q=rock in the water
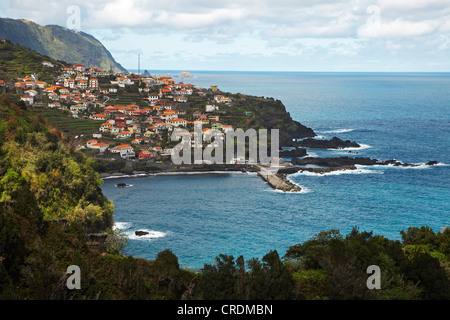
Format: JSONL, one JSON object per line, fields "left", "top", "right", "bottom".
{"left": 291, "top": 156, "right": 378, "bottom": 167}
{"left": 116, "top": 183, "right": 128, "bottom": 187}
{"left": 279, "top": 147, "right": 307, "bottom": 158}
{"left": 135, "top": 230, "right": 149, "bottom": 236}
{"left": 296, "top": 137, "right": 360, "bottom": 149}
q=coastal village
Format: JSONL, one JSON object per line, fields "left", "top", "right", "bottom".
{"left": 8, "top": 60, "right": 426, "bottom": 193}
{"left": 10, "top": 63, "right": 239, "bottom": 163}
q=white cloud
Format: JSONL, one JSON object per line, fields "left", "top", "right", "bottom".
{"left": 378, "top": 0, "right": 450, "bottom": 11}
{"left": 2, "top": 0, "right": 450, "bottom": 71}
{"left": 2, "top": 0, "right": 450, "bottom": 40}
{"left": 357, "top": 3, "right": 450, "bottom": 38}
{"left": 359, "top": 17, "right": 439, "bottom": 38}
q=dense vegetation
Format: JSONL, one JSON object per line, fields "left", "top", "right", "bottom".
{"left": 0, "top": 42, "right": 448, "bottom": 300}
{"left": 0, "top": 99, "right": 447, "bottom": 299}
{"left": 218, "top": 93, "right": 316, "bottom": 146}
{"left": 0, "top": 39, "right": 68, "bottom": 83}
{"left": 0, "top": 18, "right": 127, "bottom": 73}
{"left": 0, "top": 95, "right": 195, "bottom": 299}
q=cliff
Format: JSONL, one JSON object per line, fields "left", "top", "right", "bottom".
{"left": 0, "top": 18, "right": 127, "bottom": 73}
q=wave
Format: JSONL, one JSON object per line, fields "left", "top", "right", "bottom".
{"left": 290, "top": 167, "right": 384, "bottom": 177}
{"left": 358, "top": 162, "right": 448, "bottom": 170}
{"left": 103, "top": 173, "right": 149, "bottom": 180}
{"left": 113, "top": 222, "right": 168, "bottom": 240}
{"left": 305, "top": 151, "right": 319, "bottom": 158}
{"left": 288, "top": 161, "right": 446, "bottom": 177}
{"left": 320, "top": 128, "right": 355, "bottom": 134}
{"left": 267, "top": 187, "right": 311, "bottom": 194}
{"left": 435, "top": 162, "right": 449, "bottom": 166}
{"left": 113, "top": 221, "right": 132, "bottom": 230}
{"left": 329, "top": 143, "right": 372, "bottom": 151}
{"left": 285, "top": 176, "right": 312, "bottom": 193}
{"left": 102, "top": 171, "right": 256, "bottom": 180}
{"left": 126, "top": 229, "right": 168, "bottom": 241}
{"left": 153, "top": 171, "right": 251, "bottom": 176}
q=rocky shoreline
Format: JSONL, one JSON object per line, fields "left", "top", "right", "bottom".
{"left": 98, "top": 163, "right": 257, "bottom": 180}
{"left": 295, "top": 137, "right": 360, "bottom": 149}
{"left": 97, "top": 157, "right": 441, "bottom": 193}
{"left": 290, "top": 156, "right": 439, "bottom": 168}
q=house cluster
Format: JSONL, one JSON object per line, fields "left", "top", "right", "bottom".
{"left": 84, "top": 96, "right": 234, "bottom": 160}
{"left": 14, "top": 64, "right": 122, "bottom": 111}
{"left": 15, "top": 74, "right": 47, "bottom": 106}
{"left": 11, "top": 63, "right": 238, "bottom": 161}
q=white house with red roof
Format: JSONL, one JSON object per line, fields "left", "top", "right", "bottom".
{"left": 89, "top": 78, "right": 99, "bottom": 88}
{"left": 166, "top": 118, "right": 187, "bottom": 127}
{"left": 73, "top": 64, "right": 86, "bottom": 72}
{"left": 174, "top": 96, "right": 188, "bottom": 103}
{"left": 21, "top": 95, "right": 34, "bottom": 105}
{"left": 91, "top": 142, "right": 109, "bottom": 152}
{"left": 77, "top": 80, "right": 88, "bottom": 90}
{"left": 64, "top": 79, "right": 75, "bottom": 89}
{"left": 86, "top": 139, "right": 98, "bottom": 148}
{"left": 117, "top": 131, "right": 132, "bottom": 139}
{"left": 91, "top": 114, "right": 108, "bottom": 121}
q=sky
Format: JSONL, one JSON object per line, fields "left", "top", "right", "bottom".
{"left": 1, "top": 0, "right": 450, "bottom": 72}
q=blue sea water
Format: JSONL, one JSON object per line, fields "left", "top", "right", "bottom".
{"left": 102, "top": 71, "right": 450, "bottom": 269}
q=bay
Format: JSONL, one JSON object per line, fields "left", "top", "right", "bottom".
{"left": 103, "top": 71, "right": 450, "bottom": 269}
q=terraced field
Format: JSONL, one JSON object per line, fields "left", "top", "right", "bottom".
{"left": 0, "top": 39, "right": 66, "bottom": 82}
{"left": 29, "top": 108, "right": 100, "bottom": 136}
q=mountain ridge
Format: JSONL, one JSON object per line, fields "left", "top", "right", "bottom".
{"left": 0, "top": 18, "right": 127, "bottom": 73}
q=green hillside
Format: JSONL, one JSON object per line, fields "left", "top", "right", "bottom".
{"left": 0, "top": 39, "right": 67, "bottom": 82}
{"left": 0, "top": 18, "right": 127, "bottom": 73}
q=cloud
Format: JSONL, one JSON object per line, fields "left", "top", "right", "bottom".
{"left": 2, "top": 0, "right": 450, "bottom": 71}
{"left": 378, "top": 0, "right": 450, "bottom": 12}
{"left": 358, "top": 2, "right": 450, "bottom": 38}
{"left": 2, "top": 0, "right": 450, "bottom": 40}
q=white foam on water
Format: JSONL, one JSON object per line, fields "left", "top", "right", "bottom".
{"left": 286, "top": 176, "right": 312, "bottom": 194}
{"left": 290, "top": 167, "right": 384, "bottom": 177}
{"left": 153, "top": 171, "right": 243, "bottom": 176}
{"left": 264, "top": 185, "right": 311, "bottom": 194}
{"left": 305, "top": 151, "right": 319, "bottom": 158}
{"left": 102, "top": 171, "right": 256, "bottom": 180}
{"left": 113, "top": 221, "right": 132, "bottom": 230}
{"left": 320, "top": 128, "right": 355, "bottom": 134}
{"left": 358, "top": 162, "right": 448, "bottom": 170}
{"left": 331, "top": 143, "right": 372, "bottom": 151}
{"left": 126, "top": 229, "right": 168, "bottom": 241}
{"left": 267, "top": 187, "right": 311, "bottom": 194}
{"left": 435, "top": 162, "right": 449, "bottom": 166}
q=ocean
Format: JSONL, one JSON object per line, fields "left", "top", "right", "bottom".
{"left": 102, "top": 71, "right": 450, "bottom": 269}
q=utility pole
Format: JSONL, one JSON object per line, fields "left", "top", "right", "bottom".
{"left": 138, "top": 54, "right": 141, "bottom": 86}
{"left": 138, "top": 54, "right": 140, "bottom": 75}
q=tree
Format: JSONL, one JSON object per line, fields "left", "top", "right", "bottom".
{"left": 196, "top": 254, "right": 241, "bottom": 300}
{"left": 318, "top": 238, "right": 369, "bottom": 300}
{"left": 245, "top": 250, "right": 294, "bottom": 299}
{"left": 406, "top": 253, "right": 450, "bottom": 300}
{"left": 400, "top": 226, "right": 439, "bottom": 250}
{"left": 284, "top": 229, "right": 343, "bottom": 269}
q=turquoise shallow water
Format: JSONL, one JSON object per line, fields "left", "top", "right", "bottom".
{"left": 102, "top": 72, "right": 450, "bottom": 269}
